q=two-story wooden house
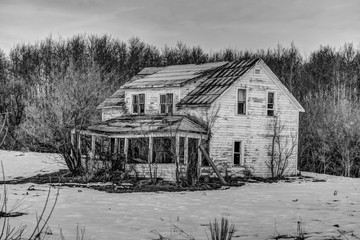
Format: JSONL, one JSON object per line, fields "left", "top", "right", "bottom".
{"left": 78, "top": 59, "right": 304, "bottom": 180}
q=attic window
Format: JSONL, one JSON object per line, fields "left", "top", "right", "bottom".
{"left": 132, "top": 94, "right": 145, "bottom": 115}
{"left": 254, "top": 68, "right": 261, "bottom": 74}
{"left": 160, "top": 93, "right": 173, "bottom": 115}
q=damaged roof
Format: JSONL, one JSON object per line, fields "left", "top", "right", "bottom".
{"left": 121, "top": 62, "right": 227, "bottom": 89}
{"left": 86, "top": 115, "right": 207, "bottom": 136}
{"left": 97, "top": 62, "right": 227, "bottom": 109}
{"left": 98, "top": 58, "right": 304, "bottom": 112}
{"left": 97, "top": 67, "right": 164, "bottom": 109}
{"left": 177, "top": 59, "right": 259, "bottom": 106}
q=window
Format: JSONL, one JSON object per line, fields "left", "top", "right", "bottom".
{"left": 132, "top": 94, "right": 145, "bottom": 115}
{"left": 237, "top": 89, "right": 246, "bottom": 115}
{"left": 152, "top": 137, "right": 175, "bottom": 163}
{"left": 254, "top": 68, "right": 261, "bottom": 74}
{"left": 234, "top": 141, "right": 243, "bottom": 165}
{"left": 201, "top": 140, "right": 210, "bottom": 166}
{"left": 267, "top": 92, "right": 275, "bottom": 116}
{"left": 128, "top": 138, "right": 149, "bottom": 164}
{"left": 160, "top": 93, "right": 173, "bottom": 115}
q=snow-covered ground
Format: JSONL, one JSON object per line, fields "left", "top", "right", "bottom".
{"left": 1, "top": 150, "right": 360, "bottom": 240}
{"left": 0, "top": 150, "right": 65, "bottom": 180}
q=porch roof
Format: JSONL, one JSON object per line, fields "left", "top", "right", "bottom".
{"left": 85, "top": 115, "right": 207, "bottom": 137}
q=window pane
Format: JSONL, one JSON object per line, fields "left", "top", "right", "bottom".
{"left": 234, "top": 141, "right": 241, "bottom": 153}
{"left": 133, "top": 104, "right": 138, "bottom": 113}
{"left": 139, "top": 104, "right": 145, "bottom": 114}
{"left": 167, "top": 93, "right": 173, "bottom": 103}
{"left": 268, "top": 103, "right": 274, "bottom": 109}
{"left": 268, "top": 92, "right": 274, "bottom": 104}
{"left": 237, "top": 102, "right": 245, "bottom": 114}
{"left": 139, "top": 94, "right": 145, "bottom": 103}
{"left": 167, "top": 104, "right": 173, "bottom": 114}
{"left": 160, "top": 104, "right": 166, "bottom": 114}
{"left": 238, "top": 89, "right": 246, "bottom": 102}
{"left": 160, "top": 95, "right": 166, "bottom": 104}
{"left": 133, "top": 95, "right": 138, "bottom": 104}
{"left": 267, "top": 110, "right": 274, "bottom": 116}
{"left": 234, "top": 153, "right": 240, "bottom": 165}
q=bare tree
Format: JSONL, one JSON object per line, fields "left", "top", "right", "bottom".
{"left": 267, "top": 116, "right": 297, "bottom": 178}
{"left": 21, "top": 60, "right": 113, "bottom": 175}
{"left": 0, "top": 113, "right": 8, "bottom": 147}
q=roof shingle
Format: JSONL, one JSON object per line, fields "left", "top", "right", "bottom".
{"left": 86, "top": 115, "right": 207, "bottom": 136}
{"left": 177, "top": 59, "right": 259, "bottom": 106}
{"left": 122, "top": 62, "right": 227, "bottom": 89}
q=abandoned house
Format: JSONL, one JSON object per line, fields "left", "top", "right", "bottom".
{"left": 76, "top": 59, "right": 305, "bottom": 180}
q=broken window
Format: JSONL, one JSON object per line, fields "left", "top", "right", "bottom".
{"left": 132, "top": 94, "right": 145, "bottom": 115}
{"left": 113, "top": 138, "right": 125, "bottom": 164}
{"left": 128, "top": 138, "right": 149, "bottom": 164}
{"left": 160, "top": 93, "right": 173, "bottom": 115}
{"left": 201, "top": 140, "right": 210, "bottom": 166}
{"left": 153, "top": 137, "right": 175, "bottom": 163}
{"left": 237, "top": 89, "right": 246, "bottom": 115}
{"left": 234, "top": 141, "right": 242, "bottom": 165}
{"left": 267, "top": 92, "right": 275, "bottom": 116}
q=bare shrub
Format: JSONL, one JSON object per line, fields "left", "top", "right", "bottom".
{"left": 21, "top": 60, "right": 113, "bottom": 176}
{"left": 267, "top": 116, "right": 297, "bottom": 178}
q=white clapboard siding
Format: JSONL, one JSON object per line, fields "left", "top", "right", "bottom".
{"left": 202, "top": 63, "right": 299, "bottom": 177}
{"left": 124, "top": 87, "right": 181, "bottom": 115}
{"left": 98, "top": 60, "right": 302, "bottom": 178}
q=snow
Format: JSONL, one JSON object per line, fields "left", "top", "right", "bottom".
{"left": 1, "top": 150, "right": 360, "bottom": 240}
{"left": 0, "top": 150, "right": 66, "bottom": 180}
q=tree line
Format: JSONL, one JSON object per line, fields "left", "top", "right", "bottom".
{"left": 0, "top": 34, "right": 360, "bottom": 177}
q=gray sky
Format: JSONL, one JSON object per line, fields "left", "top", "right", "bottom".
{"left": 0, "top": 0, "right": 359, "bottom": 54}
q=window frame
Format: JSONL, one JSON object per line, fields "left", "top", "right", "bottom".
{"left": 233, "top": 140, "right": 244, "bottom": 166}
{"left": 266, "top": 91, "right": 275, "bottom": 117}
{"left": 254, "top": 67, "right": 261, "bottom": 75}
{"left": 132, "top": 93, "right": 145, "bottom": 115}
{"left": 159, "top": 93, "right": 174, "bottom": 115}
{"left": 236, "top": 88, "right": 247, "bottom": 115}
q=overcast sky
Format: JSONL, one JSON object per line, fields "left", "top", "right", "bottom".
{"left": 0, "top": 0, "right": 359, "bottom": 55}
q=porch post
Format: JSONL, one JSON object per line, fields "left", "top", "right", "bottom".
{"left": 113, "top": 138, "right": 118, "bottom": 154}
{"left": 124, "top": 138, "right": 129, "bottom": 163}
{"left": 90, "top": 135, "right": 96, "bottom": 159}
{"left": 148, "top": 137, "right": 153, "bottom": 163}
{"left": 197, "top": 138, "right": 202, "bottom": 176}
{"left": 77, "top": 132, "right": 81, "bottom": 154}
{"left": 70, "top": 129, "right": 75, "bottom": 158}
{"left": 184, "top": 136, "right": 189, "bottom": 165}
{"left": 175, "top": 135, "right": 180, "bottom": 164}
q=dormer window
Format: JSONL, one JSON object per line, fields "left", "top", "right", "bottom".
{"left": 160, "top": 93, "right": 173, "bottom": 115}
{"left": 132, "top": 94, "right": 145, "bottom": 115}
